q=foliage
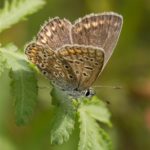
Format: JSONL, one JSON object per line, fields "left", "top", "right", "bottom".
{"left": 0, "top": 0, "right": 113, "bottom": 150}
{"left": 0, "top": 44, "right": 38, "bottom": 125}
{"left": 50, "top": 88, "right": 112, "bottom": 150}
{"left": 78, "top": 97, "right": 112, "bottom": 150}
{"left": 50, "top": 88, "right": 76, "bottom": 144}
{"left": 0, "top": 50, "right": 7, "bottom": 77}
{"left": 0, "top": 0, "right": 45, "bottom": 33}
{"left": 0, "top": 0, "right": 44, "bottom": 124}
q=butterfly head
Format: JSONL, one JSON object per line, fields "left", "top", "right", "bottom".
{"left": 62, "top": 87, "right": 95, "bottom": 99}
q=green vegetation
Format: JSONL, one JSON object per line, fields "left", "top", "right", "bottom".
{"left": 0, "top": 0, "right": 150, "bottom": 150}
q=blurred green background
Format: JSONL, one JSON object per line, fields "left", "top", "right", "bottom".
{"left": 0, "top": 0, "right": 150, "bottom": 150}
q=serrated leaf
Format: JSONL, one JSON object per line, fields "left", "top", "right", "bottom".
{"left": 99, "top": 127, "right": 112, "bottom": 149}
{"left": 80, "top": 96, "right": 112, "bottom": 126}
{"left": 50, "top": 88, "right": 76, "bottom": 144}
{"left": 0, "top": 0, "right": 45, "bottom": 33}
{"left": 50, "top": 107, "right": 76, "bottom": 144}
{"left": 78, "top": 104, "right": 112, "bottom": 150}
{"left": 0, "top": 45, "right": 38, "bottom": 125}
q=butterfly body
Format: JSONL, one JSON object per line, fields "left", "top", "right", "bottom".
{"left": 25, "top": 12, "right": 123, "bottom": 98}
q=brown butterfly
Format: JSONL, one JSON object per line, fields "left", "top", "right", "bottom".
{"left": 25, "top": 12, "right": 123, "bottom": 98}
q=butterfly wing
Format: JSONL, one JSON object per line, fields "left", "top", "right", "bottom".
{"left": 57, "top": 45, "right": 104, "bottom": 91}
{"left": 25, "top": 43, "right": 78, "bottom": 91}
{"left": 36, "top": 18, "right": 72, "bottom": 50}
{"left": 25, "top": 13, "right": 122, "bottom": 95}
{"left": 71, "top": 12, "right": 123, "bottom": 67}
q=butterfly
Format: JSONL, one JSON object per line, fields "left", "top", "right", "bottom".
{"left": 25, "top": 12, "right": 123, "bottom": 98}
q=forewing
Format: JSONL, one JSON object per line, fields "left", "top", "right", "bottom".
{"left": 25, "top": 43, "right": 78, "bottom": 90}
{"left": 71, "top": 12, "right": 123, "bottom": 67}
{"left": 36, "top": 18, "right": 72, "bottom": 50}
{"left": 57, "top": 45, "right": 104, "bottom": 91}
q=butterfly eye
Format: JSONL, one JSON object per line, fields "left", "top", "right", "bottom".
{"left": 85, "top": 90, "right": 90, "bottom": 97}
{"left": 85, "top": 88, "right": 95, "bottom": 97}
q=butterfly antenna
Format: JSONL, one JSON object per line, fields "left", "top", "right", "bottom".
{"left": 93, "top": 85, "right": 123, "bottom": 89}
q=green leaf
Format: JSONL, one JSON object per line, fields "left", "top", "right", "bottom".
{"left": 99, "top": 127, "right": 112, "bottom": 150}
{"left": 0, "top": 44, "right": 38, "bottom": 125}
{"left": 0, "top": 69, "right": 11, "bottom": 129}
{"left": 80, "top": 96, "right": 112, "bottom": 126}
{"left": 0, "top": 0, "right": 45, "bottom": 33}
{"left": 50, "top": 88, "right": 76, "bottom": 144}
{"left": 78, "top": 101, "right": 112, "bottom": 150}
{"left": 0, "top": 51, "right": 7, "bottom": 77}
